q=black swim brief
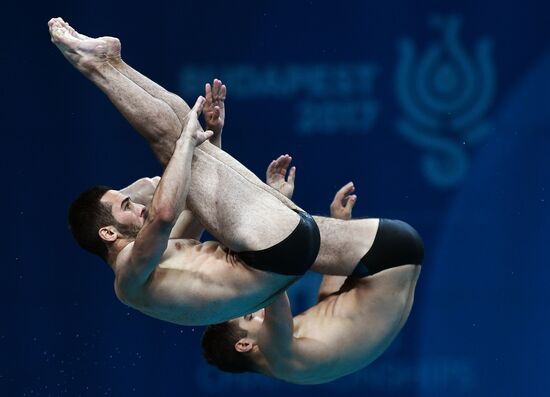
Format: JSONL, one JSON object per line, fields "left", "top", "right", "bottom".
{"left": 351, "top": 218, "right": 424, "bottom": 278}
{"left": 236, "top": 210, "right": 320, "bottom": 276}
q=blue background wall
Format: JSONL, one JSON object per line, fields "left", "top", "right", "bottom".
{"left": 3, "top": 1, "right": 549, "bottom": 395}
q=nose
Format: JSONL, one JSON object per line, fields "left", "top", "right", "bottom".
{"left": 137, "top": 204, "right": 146, "bottom": 217}
{"left": 254, "top": 309, "right": 265, "bottom": 319}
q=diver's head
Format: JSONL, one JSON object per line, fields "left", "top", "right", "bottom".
{"left": 201, "top": 309, "right": 266, "bottom": 373}
{"left": 68, "top": 186, "right": 146, "bottom": 261}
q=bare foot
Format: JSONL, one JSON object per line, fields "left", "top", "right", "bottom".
{"left": 48, "top": 17, "right": 121, "bottom": 73}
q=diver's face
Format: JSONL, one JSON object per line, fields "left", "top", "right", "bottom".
{"left": 235, "top": 309, "right": 265, "bottom": 339}
{"left": 101, "top": 190, "right": 147, "bottom": 232}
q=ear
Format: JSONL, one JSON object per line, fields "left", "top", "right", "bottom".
{"left": 234, "top": 338, "right": 254, "bottom": 353}
{"left": 99, "top": 226, "right": 118, "bottom": 242}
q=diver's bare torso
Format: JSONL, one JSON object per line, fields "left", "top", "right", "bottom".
{"left": 268, "top": 265, "right": 421, "bottom": 385}
{"left": 114, "top": 239, "right": 297, "bottom": 326}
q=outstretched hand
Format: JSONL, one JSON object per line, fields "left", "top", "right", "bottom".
{"left": 181, "top": 96, "right": 213, "bottom": 146}
{"left": 266, "top": 154, "right": 296, "bottom": 199}
{"left": 203, "top": 78, "right": 226, "bottom": 146}
{"left": 330, "top": 182, "right": 357, "bottom": 220}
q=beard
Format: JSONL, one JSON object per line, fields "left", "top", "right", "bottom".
{"left": 115, "top": 221, "right": 141, "bottom": 240}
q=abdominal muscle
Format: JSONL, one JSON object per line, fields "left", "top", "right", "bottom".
{"left": 123, "top": 239, "right": 296, "bottom": 326}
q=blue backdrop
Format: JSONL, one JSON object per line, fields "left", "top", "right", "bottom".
{"left": 4, "top": 1, "right": 549, "bottom": 396}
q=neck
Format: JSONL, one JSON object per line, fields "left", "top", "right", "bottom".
{"left": 106, "top": 238, "right": 134, "bottom": 271}
{"left": 249, "top": 349, "right": 275, "bottom": 377}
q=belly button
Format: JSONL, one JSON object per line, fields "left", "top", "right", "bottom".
{"left": 175, "top": 242, "right": 182, "bottom": 250}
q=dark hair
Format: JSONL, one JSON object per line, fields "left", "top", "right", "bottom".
{"left": 201, "top": 322, "right": 256, "bottom": 373}
{"left": 68, "top": 185, "right": 114, "bottom": 261}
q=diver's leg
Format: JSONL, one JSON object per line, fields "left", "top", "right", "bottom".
{"left": 50, "top": 18, "right": 299, "bottom": 210}
{"left": 49, "top": 18, "right": 181, "bottom": 166}
{"left": 49, "top": 18, "right": 300, "bottom": 251}
{"left": 311, "top": 217, "right": 424, "bottom": 276}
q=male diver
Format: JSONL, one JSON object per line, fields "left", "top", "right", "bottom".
{"left": 50, "top": 18, "right": 423, "bottom": 326}
{"left": 202, "top": 167, "right": 421, "bottom": 384}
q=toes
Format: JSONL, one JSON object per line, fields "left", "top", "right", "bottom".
{"left": 48, "top": 17, "right": 63, "bottom": 26}
{"left": 52, "top": 18, "right": 82, "bottom": 40}
{"left": 51, "top": 27, "right": 77, "bottom": 46}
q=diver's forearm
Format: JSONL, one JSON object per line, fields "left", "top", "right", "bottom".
{"left": 149, "top": 136, "right": 195, "bottom": 222}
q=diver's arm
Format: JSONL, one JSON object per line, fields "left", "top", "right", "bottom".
{"left": 258, "top": 293, "right": 294, "bottom": 355}
{"left": 118, "top": 98, "right": 212, "bottom": 289}
{"left": 166, "top": 80, "right": 228, "bottom": 239}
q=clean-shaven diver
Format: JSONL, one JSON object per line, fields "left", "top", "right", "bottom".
{"left": 202, "top": 159, "right": 421, "bottom": 384}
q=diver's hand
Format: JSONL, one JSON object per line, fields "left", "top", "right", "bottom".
{"left": 180, "top": 96, "right": 213, "bottom": 146}
{"left": 330, "top": 182, "right": 357, "bottom": 220}
{"left": 203, "top": 79, "right": 226, "bottom": 147}
{"left": 266, "top": 154, "right": 296, "bottom": 199}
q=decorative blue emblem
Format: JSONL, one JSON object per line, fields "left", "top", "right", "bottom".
{"left": 395, "top": 16, "right": 496, "bottom": 187}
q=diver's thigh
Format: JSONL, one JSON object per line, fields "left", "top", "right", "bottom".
{"left": 311, "top": 216, "right": 379, "bottom": 276}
